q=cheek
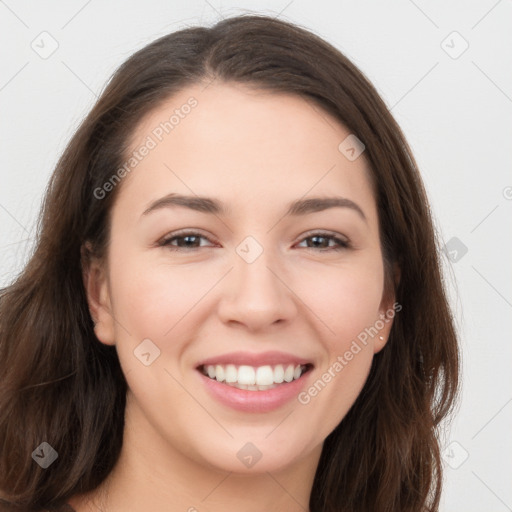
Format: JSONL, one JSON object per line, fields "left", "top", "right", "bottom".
{"left": 109, "top": 247, "right": 385, "bottom": 354}
{"left": 295, "top": 260, "right": 383, "bottom": 430}
{"left": 109, "top": 253, "right": 214, "bottom": 339}
{"left": 106, "top": 255, "right": 210, "bottom": 403}
{"left": 295, "top": 257, "right": 384, "bottom": 351}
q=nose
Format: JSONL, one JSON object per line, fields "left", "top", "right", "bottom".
{"left": 217, "top": 248, "right": 298, "bottom": 332}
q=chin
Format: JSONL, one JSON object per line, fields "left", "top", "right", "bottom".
{"left": 189, "top": 434, "right": 318, "bottom": 475}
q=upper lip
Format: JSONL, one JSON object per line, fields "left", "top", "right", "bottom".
{"left": 196, "top": 351, "right": 314, "bottom": 368}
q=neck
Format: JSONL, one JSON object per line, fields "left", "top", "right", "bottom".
{"left": 70, "top": 396, "right": 321, "bottom": 512}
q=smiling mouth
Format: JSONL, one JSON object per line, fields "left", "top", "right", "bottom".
{"left": 198, "top": 363, "right": 313, "bottom": 391}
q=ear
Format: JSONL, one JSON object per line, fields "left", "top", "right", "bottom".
{"left": 81, "top": 242, "right": 116, "bottom": 346}
{"left": 374, "top": 262, "right": 401, "bottom": 354}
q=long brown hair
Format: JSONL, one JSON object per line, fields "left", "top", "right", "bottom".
{"left": 0, "top": 14, "right": 459, "bottom": 511}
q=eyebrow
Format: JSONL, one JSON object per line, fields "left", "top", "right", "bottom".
{"left": 141, "top": 193, "right": 367, "bottom": 223}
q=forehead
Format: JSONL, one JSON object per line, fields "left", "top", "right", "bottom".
{"left": 117, "top": 82, "right": 377, "bottom": 227}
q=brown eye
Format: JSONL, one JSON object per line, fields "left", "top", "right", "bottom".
{"left": 158, "top": 230, "right": 350, "bottom": 252}
{"left": 159, "top": 231, "right": 215, "bottom": 251}
{"left": 296, "top": 232, "right": 350, "bottom": 251}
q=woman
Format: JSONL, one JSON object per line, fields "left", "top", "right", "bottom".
{"left": 0, "top": 14, "right": 459, "bottom": 512}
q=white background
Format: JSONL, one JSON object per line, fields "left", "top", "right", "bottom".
{"left": 1, "top": 1, "right": 511, "bottom": 510}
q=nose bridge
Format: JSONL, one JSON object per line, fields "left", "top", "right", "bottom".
{"left": 217, "top": 235, "right": 297, "bottom": 328}
{"left": 234, "top": 235, "right": 284, "bottom": 299}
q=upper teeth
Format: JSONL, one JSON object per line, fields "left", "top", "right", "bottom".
{"left": 202, "top": 364, "right": 305, "bottom": 387}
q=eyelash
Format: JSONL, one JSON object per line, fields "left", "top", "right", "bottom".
{"left": 158, "top": 230, "right": 351, "bottom": 252}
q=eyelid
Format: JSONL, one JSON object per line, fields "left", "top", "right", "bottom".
{"left": 297, "top": 229, "right": 349, "bottom": 244}
{"left": 158, "top": 229, "right": 218, "bottom": 247}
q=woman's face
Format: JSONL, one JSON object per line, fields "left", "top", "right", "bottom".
{"left": 86, "top": 82, "right": 396, "bottom": 474}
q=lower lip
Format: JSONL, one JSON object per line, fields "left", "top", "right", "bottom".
{"left": 198, "top": 370, "right": 311, "bottom": 413}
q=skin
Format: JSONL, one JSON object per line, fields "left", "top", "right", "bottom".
{"left": 75, "top": 82, "right": 396, "bottom": 512}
